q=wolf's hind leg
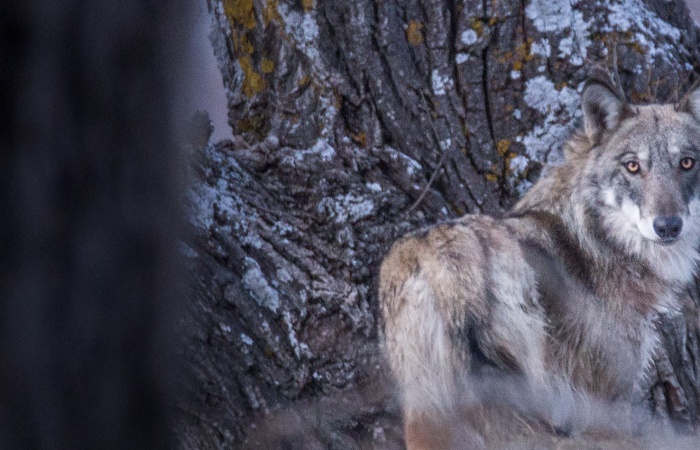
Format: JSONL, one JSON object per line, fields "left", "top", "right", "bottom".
{"left": 404, "top": 409, "right": 486, "bottom": 450}
{"left": 382, "top": 273, "right": 480, "bottom": 449}
{"left": 380, "top": 223, "right": 495, "bottom": 449}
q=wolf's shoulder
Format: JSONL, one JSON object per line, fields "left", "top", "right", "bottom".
{"left": 381, "top": 212, "right": 553, "bottom": 280}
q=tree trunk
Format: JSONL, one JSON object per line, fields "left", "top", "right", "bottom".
{"left": 177, "top": 0, "right": 700, "bottom": 447}
{"left": 0, "top": 1, "right": 189, "bottom": 448}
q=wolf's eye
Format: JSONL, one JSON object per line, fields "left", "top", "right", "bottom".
{"left": 681, "top": 157, "right": 695, "bottom": 171}
{"left": 625, "top": 161, "right": 640, "bottom": 174}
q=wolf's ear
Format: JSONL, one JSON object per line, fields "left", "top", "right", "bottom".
{"left": 676, "top": 79, "right": 700, "bottom": 121}
{"left": 581, "top": 69, "right": 634, "bottom": 143}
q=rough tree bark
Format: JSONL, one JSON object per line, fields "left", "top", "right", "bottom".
{"left": 177, "top": 0, "right": 700, "bottom": 448}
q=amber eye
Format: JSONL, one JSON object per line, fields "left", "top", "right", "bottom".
{"left": 681, "top": 157, "right": 695, "bottom": 171}
{"left": 625, "top": 161, "right": 640, "bottom": 174}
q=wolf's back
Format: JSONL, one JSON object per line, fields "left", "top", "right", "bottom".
{"left": 379, "top": 216, "right": 549, "bottom": 424}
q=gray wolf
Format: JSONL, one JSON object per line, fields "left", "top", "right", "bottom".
{"left": 379, "top": 71, "right": 700, "bottom": 449}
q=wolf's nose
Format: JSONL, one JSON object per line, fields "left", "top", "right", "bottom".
{"left": 653, "top": 216, "right": 683, "bottom": 240}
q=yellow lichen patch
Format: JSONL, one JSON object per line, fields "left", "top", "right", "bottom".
{"left": 504, "top": 151, "right": 518, "bottom": 173}
{"left": 450, "top": 203, "right": 466, "bottom": 216}
{"left": 515, "top": 41, "right": 533, "bottom": 62}
{"left": 351, "top": 131, "right": 367, "bottom": 148}
{"left": 492, "top": 141, "right": 519, "bottom": 179}
{"left": 555, "top": 81, "right": 567, "bottom": 91}
{"left": 225, "top": 0, "right": 256, "bottom": 30}
{"left": 524, "top": 39, "right": 535, "bottom": 61}
{"left": 488, "top": 17, "right": 497, "bottom": 26}
{"left": 500, "top": 41, "right": 534, "bottom": 70}
{"left": 406, "top": 20, "right": 424, "bottom": 46}
{"left": 237, "top": 113, "right": 268, "bottom": 134}
{"left": 298, "top": 75, "right": 311, "bottom": 88}
{"left": 470, "top": 19, "right": 484, "bottom": 36}
{"left": 496, "top": 139, "right": 511, "bottom": 157}
{"left": 236, "top": 33, "right": 255, "bottom": 55}
{"left": 333, "top": 90, "right": 342, "bottom": 110}
{"left": 629, "top": 41, "right": 644, "bottom": 54}
{"left": 263, "top": 0, "right": 282, "bottom": 26}
{"left": 238, "top": 56, "right": 267, "bottom": 97}
{"left": 485, "top": 173, "right": 499, "bottom": 182}
{"left": 302, "top": 0, "right": 314, "bottom": 12}
{"left": 260, "top": 57, "right": 275, "bottom": 74}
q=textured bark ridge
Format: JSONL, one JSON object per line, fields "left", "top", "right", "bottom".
{"left": 178, "top": 0, "right": 700, "bottom": 447}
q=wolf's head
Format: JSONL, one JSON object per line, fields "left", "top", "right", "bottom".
{"left": 577, "top": 72, "right": 700, "bottom": 282}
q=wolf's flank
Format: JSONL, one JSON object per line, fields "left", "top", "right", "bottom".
{"left": 379, "top": 70, "right": 700, "bottom": 449}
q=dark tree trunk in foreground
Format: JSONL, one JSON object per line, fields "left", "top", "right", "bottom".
{"left": 0, "top": 1, "right": 189, "bottom": 448}
{"left": 179, "top": 0, "right": 700, "bottom": 447}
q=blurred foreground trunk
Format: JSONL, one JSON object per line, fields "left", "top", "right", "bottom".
{"left": 0, "top": 0, "right": 189, "bottom": 449}
{"left": 178, "top": 0, "right": 700, "bottom": 447}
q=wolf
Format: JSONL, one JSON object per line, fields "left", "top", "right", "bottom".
{"left": 379, "top": 71, "right": 700, "bottom": 449}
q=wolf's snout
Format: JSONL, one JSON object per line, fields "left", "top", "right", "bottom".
{"left": 653, "top": 216, "right": 683, "bottom": 241}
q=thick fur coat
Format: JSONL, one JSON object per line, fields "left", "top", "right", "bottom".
{"left": 379, "top": 72, "right": 700, "bottom": 449}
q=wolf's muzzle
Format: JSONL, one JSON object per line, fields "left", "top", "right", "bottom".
{"left": 653, "top": 216, "right": 683, "bottom": 242}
